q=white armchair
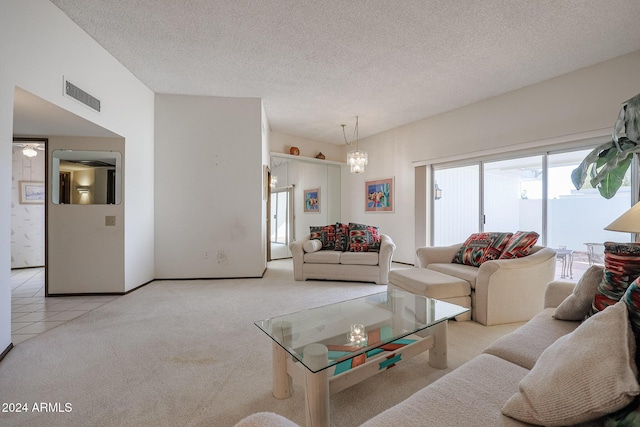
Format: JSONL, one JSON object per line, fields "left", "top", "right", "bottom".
{"left": 416, "top": 244, "right": 557, "bottom": 325}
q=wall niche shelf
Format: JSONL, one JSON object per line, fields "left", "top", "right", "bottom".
{"left": 270, "top": 152, "right": 346, "bottom": 166}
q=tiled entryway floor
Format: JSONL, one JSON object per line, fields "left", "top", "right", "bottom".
{"left": 11, "top": 268, "right": 120, "bottom": 345}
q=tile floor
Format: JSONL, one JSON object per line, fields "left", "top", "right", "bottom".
{"left": 11, "top": 268, "right": 120, "bottom": 345}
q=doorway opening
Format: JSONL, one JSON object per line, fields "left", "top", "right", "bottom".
{"left": 270, "top": 186, "right": 294, "bottom": 260}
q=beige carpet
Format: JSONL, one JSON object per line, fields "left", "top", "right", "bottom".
{"left": 0, "top": 260, "right": 523, "bottom": 427}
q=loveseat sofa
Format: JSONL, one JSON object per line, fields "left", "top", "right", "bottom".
{"left": 234, "top": 270, "right": 640, "bottom": 426}
{"left": 406, "top": 243, "right": 557, "bottom": 325}
{"left": 290, "top": 234, "right": 396, "bottom": 285}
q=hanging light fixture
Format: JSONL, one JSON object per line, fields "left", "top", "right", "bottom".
{"left": 342, "top": 116, "right": 368, "bottom": 174}
{"left": 22, "top": 145, "right": 38, "bottom": 158}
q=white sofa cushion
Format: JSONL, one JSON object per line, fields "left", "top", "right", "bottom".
{"left": 426, "top": 263, "right": 478, "bottom": 288}
{"left": 388, "top": 268, "right": 470, "bottom": 299}
{"left": 303, "top": 251, "right": 341, "bottom": 264}
{"left": 483, "top": 308, "right": 579, "bottom": 370}
{"left": 340, "top": 251, "right": 379, "bottom": 266}
{"left": 502, "top": 302, "right": 640, "bottom": 426}
{"left": 361, "top": 354, "right": 529, "bottom": 427}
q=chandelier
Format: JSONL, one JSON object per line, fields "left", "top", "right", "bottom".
{"left": 22, "top": 145, "right": 38, "bottom": 157}
{"left": 342, "top": 116, "right": 368, "bottom": 174}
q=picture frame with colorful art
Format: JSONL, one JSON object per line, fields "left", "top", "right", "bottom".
{"left": 304, "top": 188, "right": 320, "bottom": 213}
{"left": 365, "top": 177, "right": 393, "bottom": 212}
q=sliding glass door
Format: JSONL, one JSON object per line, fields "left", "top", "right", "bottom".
{"left": 483, "top": 156, "right": 544, "bottom": 240}
{"left": 431, "top": 145, "right": 634, "bottom": 279}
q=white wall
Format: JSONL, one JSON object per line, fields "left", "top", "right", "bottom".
{"left": 345, "top": 51, "right": 640, "bottom": 263}
{"left": 0, "top": 0, "right": 155, "bottom": 351}
{"left": 154, "top": 94, "right": 265, "bottom": 278}
{"left": 11, "top": 145, "right": 45, "bottom": 268}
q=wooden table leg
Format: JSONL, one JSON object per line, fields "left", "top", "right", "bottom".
{"left": 428, "top": 320, "right": 448, "bottom": 369}
{"left": 303, "top": 343, "right": 329, "bottom": 427}
{"left": 272, "top": 321, "right": 292, "bottom": 399}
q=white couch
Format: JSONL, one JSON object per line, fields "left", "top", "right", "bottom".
{"left": 235, "top": 278, "right": 639, "bottom": 426}
{"left": 290, "top": 234, "right": 396, "bottom": 285}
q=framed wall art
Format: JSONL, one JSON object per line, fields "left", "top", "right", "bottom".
{"left": 365, "top": 177, "right": 393, "bottom": 212}
{"left": 304, "top": 188, "right": 320, "bottom": 213}
{"left": 19, "top": 181, "right": 45, "bottom": 204}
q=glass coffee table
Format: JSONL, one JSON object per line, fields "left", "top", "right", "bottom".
{"left": 254, "top": 289, "right": 469, "bottom": 427}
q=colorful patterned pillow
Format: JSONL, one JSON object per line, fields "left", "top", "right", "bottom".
{"left": 309, "top": 224, "right": 338, "bottom": 250}
{"left": 590, "top": 242, "right": 640, "bottom": 316}
{"left": 452, "top": 232, "right": 513, "bottom": 267}
{"left": 334, "top": 222, "right": 350, "bottom": 252}
{"left": 499, "top": 231, "right": 539, "bottom": 259}
{"left": 348, "top": 223, "right": 381, "bottom": 252}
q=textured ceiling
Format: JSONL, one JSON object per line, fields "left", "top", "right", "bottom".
{"left": 49, "top": 0, "right": 640, "bottom": 144}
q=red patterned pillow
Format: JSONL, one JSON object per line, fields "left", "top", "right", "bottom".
{"left": 590, "top": 242, "right": 640, "bottom": 316}
{"left": 309, "top": 224, "right": 338, "bottom": 250}
{"left": 334, "top": 222, "right": 350, "bottom": 252}
{"left": 499, "top": 231, "right": 539, "bottom": 259}
{"left": 348, "top": 223, "right": 381, "bottom": 252}
{"left": 452, "top": 232, "right": 513, "bottom": 267}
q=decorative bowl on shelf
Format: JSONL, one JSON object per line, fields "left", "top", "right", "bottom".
{"left": 289, "top": 146, "right": 300, "bottom": 156}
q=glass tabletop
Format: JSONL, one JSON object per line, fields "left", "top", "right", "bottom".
{"left": 254, "top": 289, "right": 469, "bottom": 373}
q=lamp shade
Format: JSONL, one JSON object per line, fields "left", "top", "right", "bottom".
{"left": 605, "top": 202, "right": 640, "bottom": 233}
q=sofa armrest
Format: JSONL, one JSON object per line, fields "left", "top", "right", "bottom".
{"left": 544, "top": 280, "right": 576, "bottom": 309}
{"left": 473, "top": 247, "right": 557, "bottom": 325}
{"left": 233, "top": 412, "right": 299, "bottom": 427}
{"left": 377, "top": 234, "right": 396, "bottom": 284}
{"left": 416, "top": 243, "right": 461, "bottom": 268}
{"left": 290, "top": 235, "right": 311, "bottom": 281}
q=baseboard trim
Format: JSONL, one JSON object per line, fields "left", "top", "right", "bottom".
{"left": 124, "top": 279, "right": 154, "bottom": 294}
{"left": 46, "top": 279, "right": 155, "bottom": 297}
{"left": 0, "top": 342, "right": 14, "bottom": 362}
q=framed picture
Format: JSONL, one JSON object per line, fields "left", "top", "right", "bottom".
{"left": 365, "top": 177, "right": 394, "bottom": 212}
{"left": 19, "top": 181, "right": 45, "bottom": 204}
{"left": 304, "top": 188, "right": 320, "bottom": 213}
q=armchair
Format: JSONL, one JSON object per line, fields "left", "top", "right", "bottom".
{"left": 415, "top": 244, "right": 557, "bottom": 325}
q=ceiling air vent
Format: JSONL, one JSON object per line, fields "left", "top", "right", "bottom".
{"left": 65, "top": 80, "right": 101, "bottom": 112}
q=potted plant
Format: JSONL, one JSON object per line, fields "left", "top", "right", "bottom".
{"left": 572, "top": 93, "right": 640, "bottom": 199}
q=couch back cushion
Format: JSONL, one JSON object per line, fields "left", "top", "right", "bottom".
{"left": 348, "top": 223, "right": 381, "bottom": 252}
{"left": 452, "top": 232, "right": 513, "bottom": 267}
{"left": 335, "top": 222, "right": 350, "bottom": 251}
{"left": 309, "top": 224, "right": 338, "bottom": 250}
{"left": 499, "top": 231, "right": 539, "bottom": 259}
{"left": 590, "top": 242, "right": 640, "bottom": 316}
